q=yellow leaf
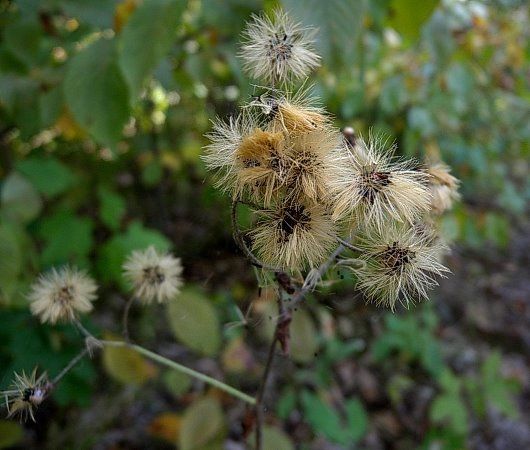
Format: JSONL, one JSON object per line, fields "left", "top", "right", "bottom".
{"left": 102, "top": 333, "right": 158, "bottom": 385}
{"left": 179, "top": 397, "right": 226, "bottom": 450}
{"left": 148, "top": 412, "right": 181, "bottom": 443}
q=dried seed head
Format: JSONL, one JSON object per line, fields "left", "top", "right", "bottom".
{"left": 29, "top": 267, "right": 98, "bottom": 324}
{"left": 123, "top": 246, "right": 183, "bottom": 304}
{"left": 239, "top": 9, "right": 320, "bottom": 84}
{"left": 251, "top": 200, "right": 337, "bottom": 271}
{"left": 248, "top": 88, "right": 329, "bottom": 135}
{"left": 202, "top": 113, "right": 258, "bottom": 193}
{"left": 234, "top": 128, "right": 289, "bottom": 204}
{"left": 284, "top": 128, "right": 343, "bottom": 203}
{"left": 329, "top": 134, "right": 431, "bottom": 229}
{"left": 354, "top": 225, "right": 450, "bottom": 310}
{"left": 2, "top": 368, "right": 49, "bottom": 422}
{"left": 425, "top": 162, "right": 460, "bottom": 214}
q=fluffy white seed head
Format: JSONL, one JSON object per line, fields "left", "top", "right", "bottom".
{"left": 239, "top": 9, "right": 320, "bottom": 84}
{"left": 354, "top": 224, "right": 450, "bottom": 310}
{"left": 123, "top": 246, "right": 183, "bottom": 304}
{"left": 29, "top": 267, "right": 98, "bottom": 324}
{"left": 202, "top": 112, "right": 258, "bottom": 193}
{"left": 251, "top": 200, "right": 338, "bottom": 271}
{"left": 329, "top": 135, "right": 432, "bottom": 230}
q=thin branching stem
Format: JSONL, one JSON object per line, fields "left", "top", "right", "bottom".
{"left": 122, "top": 296, "right": 135, "bottom": 343}
{"left": 51, "top": 348, "right": 89, "bottom": 385}
{"left": 100, "top": 340, "right": 256, "bottom": 405}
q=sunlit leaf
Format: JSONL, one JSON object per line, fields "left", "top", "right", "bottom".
{"left": 167, "top": 287, "right": 221, "bottom": 356}
{"left": 388, "top": 0, "right": 438, "bottom": 41}
{"left": 179, "top": 397, "right": 226, "bottom": 450}
{"left": 102, "top": 334, "right": 158, "bottom": 385}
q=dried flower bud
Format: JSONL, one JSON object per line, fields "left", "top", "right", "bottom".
{"left": 354, "top": 225, "right": 450, "bottom": 310}
{"left": 426, "top": 162, "right": 460, "bottom": 214}
{"left": 29, "top": 267, "right": 98, "bottom": 324}
{"left": 239, "top": 9, "right": 320, "bottom": 84}
{"left": 2, "top": 368, "right": 49, "bottom": 422}
{"left": 330, "top": 135, "right": 431, "bottom": 229}
{"left": 123, "top": 246, "right": 183, "bottom": 304}
{"left": 251, "top": 200, "right": 337, "bottom": 271}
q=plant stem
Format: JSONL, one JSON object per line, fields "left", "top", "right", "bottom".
{"left": 122, "top": 296, "right": 135, "bottom": 343}
{"left": 287, "top": 243, "right": 345, "bottom": 310}
{"left": 51, "top": 348, "right": 89, "bottom": 385}
{"left": 100, "top": 340, "right": 256, "bottom": 405}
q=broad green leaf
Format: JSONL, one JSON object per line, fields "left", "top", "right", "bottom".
{"left": 430, "top": 370, "right": 468, "bottom": 435}
{"left": 248, "top": 426, "right": 294, "bottom": 450}
{"left": 0, "top": 420, "right": 24, "bottom": 449}
{"left": 16, "top": 157, "right": 76, "bottom": 198}
{"left": 0, "top": 172, "right": 42, "bottom": 224}
{"left": 388, "top": 0, "right": 438, "bottom": 41}
{"left": 119, "top": 0, "right": 186, "bottom": 100}
{"left": 98, "top": 186, "right": 126, "bottom": 230}
{"left": 290, "top": 308, "right": 319, "bottom": 363}
{"left": 179, "top": 397, "right": 226, "bottom": 450}
{"left": 36, "top": 209, "right": 94, "bottom": 267}
{"left": 102, "top": 335, "right": 158, "bottom": 385}
{"left": 64, "top": 38, "right": 130, "bottom": 146}
{"left": 167, "top": 287, "right": 221, "bottom": 356}
{"left": 97, "top": 221, "right": 171, "bottom": 285}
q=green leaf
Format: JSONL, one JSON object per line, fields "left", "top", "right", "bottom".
{"left": 345, "top": 398, "right": 368, "bottom": 442}
{"left": 97, "top": 221, "right": 171, "bottom": 285}
{"left": 98, "top": 186, "right": 126, "bottom": 230}
{"left": 0, "top": 420, "right": 24, "bottom": 449}
{"left": 290, "top": 308, "right": 319, "bottom": 363}
{"left": 36, "top": 209, "right": 94, "bottom": 267}
{"left": 430, "top": 370, "right": 468, "bottom": 435}
{"left": 248, "top": 426, "right": 295, "bottom": 450}
{"left": 64, "top": 37, "right": 130, "bottom": 146}
{"left": 119, "top": 0, "right": 186, "bottom": 100}
{"left": 388, "top": 0, "right": 438, "bottom": 41}
{"left": 301, "top": 391, "right": 348, "bottom": 444}
{"left": 179, "top": 397, "right": 226, "bottom": 450}
{"left": 0, "top": 172, "right": 42, "bottom": 224}
{"left": 167, "top": 287, "right": 221, "bottom": 356}
{"left": 16, "top": 157, "right": 76, "bottom": 198}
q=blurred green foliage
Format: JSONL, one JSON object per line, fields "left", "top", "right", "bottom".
{"left": 0, "top": 0, "right": 528, "bottom": 448}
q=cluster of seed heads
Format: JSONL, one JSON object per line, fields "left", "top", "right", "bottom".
{"left": 204, "top": 8, "right": 460, "bottom": 309}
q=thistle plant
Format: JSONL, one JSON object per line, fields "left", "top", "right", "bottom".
{"left": 203, "top": 9, "right": 460, "bottom": 448}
